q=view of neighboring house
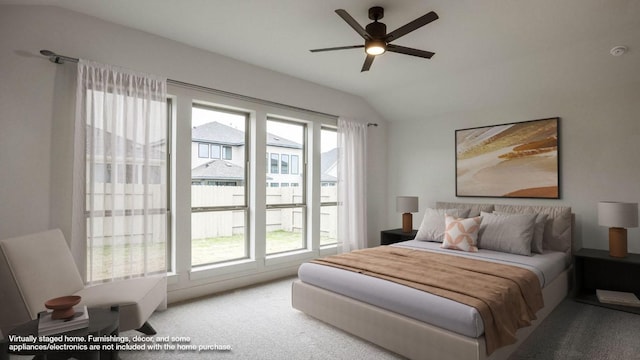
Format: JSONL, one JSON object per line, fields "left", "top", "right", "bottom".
{"left": 320, "top": 147, "right": 337, "bottom": 186}
{"left": 191, "top": 121, "right": 337, "bottom": 187}
{"left": 191, "top": 121, "right": 245, "bottom": 186}
{"left": 89, "top": 125, "right": 166, "bottom": 185}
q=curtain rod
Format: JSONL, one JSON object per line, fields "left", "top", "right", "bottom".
{"left": 39, "top": 49, "right": 341, "bottom": 121}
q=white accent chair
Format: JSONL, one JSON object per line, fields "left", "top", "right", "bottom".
{"left": 0, "top": 229, "right": 166, "bottom": 336}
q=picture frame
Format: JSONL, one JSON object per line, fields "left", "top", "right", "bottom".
{"left": 455, "top": 117, "right": 559, "bottom": 199}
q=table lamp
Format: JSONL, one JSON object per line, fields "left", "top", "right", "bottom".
{"left": 598, "top": 201, "right": 639, "bottom": 257}
{"left": 396, "top": 196, "right": 418, "bottom": 233}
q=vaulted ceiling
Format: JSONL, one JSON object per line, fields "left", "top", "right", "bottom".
{"left": 4, "top": 0, "right": 640, "bottom": 122}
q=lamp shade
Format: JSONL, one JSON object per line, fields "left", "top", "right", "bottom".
{"left": 598, "top": 202, "right": 639, "bottom": 228}
{"left": 396, "top": 196, "right": 419, "bottom": 213}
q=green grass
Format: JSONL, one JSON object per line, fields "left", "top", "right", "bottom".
{"left": 89, "top": 231, "right": 338, "bottom": 280}
{"left": 191, "top": 233, "right": 246, "bottom": 265}
{"left": 192, "top": 230, "right": 303, "bottom": 265}
{"left": 192, "top": 230, "right": 337, "bottom": 265}
{"left": 89, "top": 241, "right": 166, "bottom": 282}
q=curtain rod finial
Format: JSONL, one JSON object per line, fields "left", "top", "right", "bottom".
{"left": 40, "top": 49, "right": 66, "bottom": 64}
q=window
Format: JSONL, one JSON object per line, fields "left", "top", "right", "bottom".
{"left": 210, "top": 145, "right": 221, "bottom": 159}
{"left": 168, "top": 82, "right": 339, "bottom": 294}
{"left": 291, "top": 155, "right": 299, "bottom": 175}
{"left": 222, "top": 146, "right": 232, "bottom": 160}
{"left": 320, "top": 127, "right": 338, "bottom": 246}
{"left": 94, "top": 163, "right": 112, "bottom": 183}
{"left": 83, "top": 85, "right": 169, "bottom": 283}
{"left": 270, "top": 153, "right": 279, "bottom": 174}
{"left": 198, "top": 143, "right": 209, "bottom": 158}
{"left": 143, "top": 165, "right": 162, "bottom": 184}
{"left": 191, "top": 105, "right": 248, "bottom": 266}
{"left": 281, "top": 154, "right": 289, "bottom": 174}
{"left": 266, "top": 118, "right": 306, "bottom": 255}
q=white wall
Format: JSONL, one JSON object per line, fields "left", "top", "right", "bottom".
{"left": 388, "top": 81, "right": 640, "bottom": 253}
{"left": 0, "top": 5, "right": 388, "bottom": 297}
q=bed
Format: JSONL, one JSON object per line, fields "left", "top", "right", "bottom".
{"left": 292, "top": 202, "right": 573, "bottom": 360}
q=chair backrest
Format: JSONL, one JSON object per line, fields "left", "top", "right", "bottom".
{"left": 0, "top": 229, "right": 84, "bottom": 333}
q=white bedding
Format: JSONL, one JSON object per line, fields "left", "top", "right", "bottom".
{"left": 297, "top": 240, "right": 567, "bottom": 338}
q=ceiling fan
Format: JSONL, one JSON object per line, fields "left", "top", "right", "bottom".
{"left": 310, "top": 6, "right": 438, "bottom": 72}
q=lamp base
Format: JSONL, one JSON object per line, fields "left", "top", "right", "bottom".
{"left": 402, "top": 213, "right": 413, "bottom": 233}
{"left": 609, "top": 227, "right": 627, "bottom": 258}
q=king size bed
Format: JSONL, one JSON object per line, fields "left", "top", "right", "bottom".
{"left": 292, "top": 202, "right": 573, "bottom": 360}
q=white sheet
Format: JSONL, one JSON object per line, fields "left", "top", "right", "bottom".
{"left": 297, "top": 241, "right": 567, "bottom": 338}
{"left": 395, "top": 240, "right": 567, "bottom": 287}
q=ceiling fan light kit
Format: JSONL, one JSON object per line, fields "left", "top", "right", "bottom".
{"left": 365, "top": 39, "right": 386, "bottom": 55}
{"left": 310, "top": 6, "right": 438, "bottom": 72}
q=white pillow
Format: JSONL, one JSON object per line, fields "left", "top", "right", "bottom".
{"left": 441, "top": 215, "right": 481, "bottom": 252}
{"left": 478, "top": 212, "right": 537, "bottom": 256}
{"left": 494, "top": 211, "right": 548, "bottom": 254}
{"left": 415, "top": 208, "right": 471, "bottom": 242}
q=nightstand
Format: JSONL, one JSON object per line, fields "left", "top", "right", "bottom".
{"left": 574, "top": 248, "right": 640, "bottom": 314}
{"left": 380, "top": 228, "right": 418, "bottom": 245}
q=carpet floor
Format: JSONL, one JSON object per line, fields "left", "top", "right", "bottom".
{"left": 118, "top": 277, "right": 640, "bottom": 360}
{"left": 12, "top": 276, "right": 638, "bottom": 359}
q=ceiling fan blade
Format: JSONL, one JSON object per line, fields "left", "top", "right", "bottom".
{"left": 361, "top": 54, "right": 375, "bottom": 72}
{"left": 310, "top": 45, "right": 364, "bottom": 53}
{"left": 385, "top": 11, "right": 438, "bottom": 42}
{"left": 335, "top": 9, "right": 371, "bottom": 40}
{"left": 387, "top": 44, "right": 435, "bottom": 59}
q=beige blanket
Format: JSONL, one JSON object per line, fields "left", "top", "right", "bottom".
{"left": 311, "top": 246, "right": 544, "bottom": 355}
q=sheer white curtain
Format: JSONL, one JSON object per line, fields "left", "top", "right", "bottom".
{"left": 337, "top": 118, "right": 368, "bottom": 252}
{"left": 71, "top": 59, "right": 168, "bottom": 284}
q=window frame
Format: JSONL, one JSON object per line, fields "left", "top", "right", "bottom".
{"left": 190, "top": 104, "right": 250, "bottom": 267}
{"left": 167, "top": 82, "right": 339, "bottom": 290}
{"left": 265, "top": 117, "right": 308, "bottom": 256}
{"left": 290, "top": 155, "right": 299, "bottom": 175}
{"left": 210, "top": 144, "right": 221, "bottom": 159}
{"left": 198, "top": 143, "right": 209, "bottom": 158}
{"left": 222, "top": 145, "right": 232, "bottom": 160}
{"left": 281, "top": 154, "right": 289, "bottom": 174}
{"left": 320, "top": 126, "right": 338, "bottom": 246}
{"left": 270, "top": 153, "right": 279, "bottom": 174}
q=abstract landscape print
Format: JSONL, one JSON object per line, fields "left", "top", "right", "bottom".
{"left": 456, "top": 118, "right": 559, "bottom": 198}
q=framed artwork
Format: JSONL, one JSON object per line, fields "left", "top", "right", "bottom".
{"left": 455, "top": 117, "right": 559, "bottom": 198}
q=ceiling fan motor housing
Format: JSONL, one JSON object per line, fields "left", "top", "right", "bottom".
{"left": 366, "top": 21, "right": 387, "bottom": 38}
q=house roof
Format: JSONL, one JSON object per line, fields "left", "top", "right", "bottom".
{"left": 192, "top": 122, "right": 244, "bottom": 145}
{"left": 320, "top": 148, "right": 337, "bottom": 183}
{"left": 191, "top": 159, "right": 244, "bottom": 180}
{"left": 193, "top": 121, "right": 302, "bottom": 149}
{"left": 88, "top": 126, "right": 165, "bottom": 160}
{"left": 266, "top": 132, "right": 302, "bottom": 149}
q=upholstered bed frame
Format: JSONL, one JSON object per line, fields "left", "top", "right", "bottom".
{"left": 292, "top": 202, "right": 573, "bottom": 360}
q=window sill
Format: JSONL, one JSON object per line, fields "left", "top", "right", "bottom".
{"left": 265, "top": 249, "right": 316, "bottom": 266}
{"left": 319, "top": 244, "right": 340, "bottom": 256}
{"left": 189, "top": 258, "right": 258, "bottom": 281}
{"left": 166, "top": 272, "right": 180, "bottom": 285}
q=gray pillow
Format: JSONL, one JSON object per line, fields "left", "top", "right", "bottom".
{"left": 478, "top": 212, "right": 537, "bottom": 256}
{"left": 415, "top": 208, "right": 471, "bottom": 242}
{"left": 494, "top": 211, "right": 548, "bottom": 254}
